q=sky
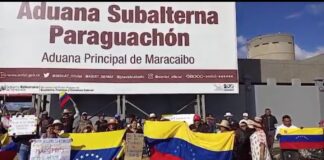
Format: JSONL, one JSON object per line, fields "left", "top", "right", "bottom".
{"left": 236, "top": 2, "right": 324, "bottom": 59}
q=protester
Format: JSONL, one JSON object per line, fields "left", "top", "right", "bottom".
{"left": 82, "top": 124, "right": 94, "bottom": 133}
{"left": 261, "top": 108, "right": 278, "bottom": 153}
{"left": 319, "top": 120, "right": 324, "bottom": 128}
{"left": 216, "top": 119, "right": 231, "bottom": 133}
{"left": 40, "top": 124, "right": 58, "bottom": 138}
{"left": 75, "top": 112, "right": 92, "bottom": 133}
{"left": 38, "top": 111, "right": 54, "bottom": 135}
{"left": 247, "top": 119, "right": 271, "bottom": 160}
{"left": 189, "top": 114, "right": 209, "bottom": 133}
{"left": 148, "top": 113, "right": 158, "bottom": 121}
{"left": 60, "top": 105, "right": 79, "bottom": 133}
{"left": 107, "top": 118, "right": 118, "bottom": 132}
{"left": 95, "top": 113, "right": 108, "bottom": 132}
{"left": 206, "top": 114, "right": 217, "bottom": 133}
{"left": 52, "top": 120, "right": 64, "bottom": 136}
{"left": 114, "top": 114, "right": 125, "bottom": 129}
{"left": 234, "top": 119, "right": 252, "bottom": 160}
{"left": 12, "top": 112, "right": 39, "bottom": 160}
{"left": 275, "top": 115, "right": 299, "bottom": 160}
{"left": 126, "top": 119, "right": 143, "bottom": 134}
{"left": 224, "top": 112, "right": 238, "bottom": 130}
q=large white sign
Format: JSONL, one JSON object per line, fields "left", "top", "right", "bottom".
{"left": 30, "top": 138, "right": 71, "bottom": 160}
{"left": 162, "top": 114, "right": 195, "bottom": 125}
{"left": 8, "top": 115, "right": 37, "bottom": 136}
{"left": 0, "top": 2, "right": 238, "bottom": 94}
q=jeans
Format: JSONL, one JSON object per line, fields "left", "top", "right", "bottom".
{"left": 18, "top": 143, "right": 30, "bottom": 160}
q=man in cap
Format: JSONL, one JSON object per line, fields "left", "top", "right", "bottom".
{"left": 95, "top": 113, "right": 108, "bottom": 132}
{"left": 242, "top": 112, "right": 250, "bottom": 121}
{"left": 224, "top": 112, "right": 238, "bottom": 130}
{"left": 234, "top": 119, "right": 252, "bottom": 160}
{"left": 189, "top": 114, "right": 209, "bottom": 133}
{"left": 75, "top": 112, "right": 93, "bottom": 133}
{"left": 148, "top": 113, "right": 158, "bottom": 121}
{"left": 38, "top": 111, "right": 54, "bottom": 135}
{"left": 52, "top": 119, "right": 64, "bottom": 136}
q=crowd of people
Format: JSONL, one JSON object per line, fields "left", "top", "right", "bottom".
{"left": 0, "top": 105, "right": 323, "bottom": 160}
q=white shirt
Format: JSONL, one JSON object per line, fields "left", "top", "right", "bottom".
{"left": 275, "top": 124, "right": 298, "bottom": 140}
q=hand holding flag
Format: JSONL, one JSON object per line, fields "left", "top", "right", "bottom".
{"left": 59, "top": 92, "right": 72, "bottom": 109}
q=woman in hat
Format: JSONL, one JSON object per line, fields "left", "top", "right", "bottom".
{"left": 247, "top": 120, "right": 271, "bottom": 160}
{"left": 40, "top": 124, "right": 57, "bottom": 139}
{"left": 216, "top": 119, "right": 231, "bottom": 133}
{"left": 106, "top": 118, "right": 118, "bottom": 132}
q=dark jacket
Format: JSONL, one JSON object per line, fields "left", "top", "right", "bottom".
{"left": 60, "top": 116, "right": 74, "bottom": 133}
{"left": 234, "top": 128, "right": 252, "bottom": 160}
{"left": 261, "top": 114, "right": 278, "bottom": 132}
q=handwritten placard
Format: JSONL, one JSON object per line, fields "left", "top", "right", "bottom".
{"left": 8, "top": 115, "right": 37, "bottom": 136}
{"left": 125, "top": 133, "right": 144, "bottom": 160}
{"left": 30, "top": 138, "right": 71, "bottom": 160}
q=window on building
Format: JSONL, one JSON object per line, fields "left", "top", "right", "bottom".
{"left": 288, "top": 42, "right": 292, "bottom": 44}
{"left": 254, "top": 45, "right": 259, "bottom": 47}
{"left": 262, "top": 43, "right": 269, "bottom": 45}
{"left": 272, "top": 42, "right": 279, "bottom": 44}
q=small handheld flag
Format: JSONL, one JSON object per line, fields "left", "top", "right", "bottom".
{"left": 59, "top": 92, "right": 72, "bottom": 108}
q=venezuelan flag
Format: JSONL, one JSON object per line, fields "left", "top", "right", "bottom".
{"left": 62, "top": 129, "right": 126, "bottom": 160}
{"left": 0, "top": 141, "right": 19, "bottom": 160}
{"left": 279, "top": 128, "right": 324, "bottom": 149}
{"left": 144, "top": 121, "right": 235, "bottom": 160}
{"left": 59, "top": 92, "right": 72, "bottom": 108}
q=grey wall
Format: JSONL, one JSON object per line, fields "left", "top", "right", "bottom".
{"left": 254, "top": 85, "right": 321, "bottom": 127}
{"left": 319, "top": 91, "right": 324, "bottom": 120}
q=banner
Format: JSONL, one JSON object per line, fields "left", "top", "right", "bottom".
{"left": 30, "top": 138, "right": 71, "bottom": 160}
{"left": 161, "top": 114, "right": 194, "bottom": 125}
{"left": 144, "top": 121, "right": 235, "bottom": 160}
{"left": 125, "top": 133, "right": 144, "bottom": 160}
{"left": 8, "top": 115, "right": 37, "bottom": 136}
{"left": 0, "top": 2, "right": 238, "bottom": 94}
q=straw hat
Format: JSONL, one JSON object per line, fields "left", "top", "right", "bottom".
{"left": 254, "top": 116, "right": 262, "bottom": 123}
{"left": 53, "top": 119, "right": 62, "bottom": 125}
{"left": 62, "top": 109, "right": 71, "bottom": 114}
{"left": 149, "top": 113, "right": 157, "bottom": 118}
{"left": 239, "top": 119, "right": 248, "bottom": 126}
{"left": 108, "top": 118, "right": 117, "bottom": 125}
{"left": 224, "top": 112, "right": 233, "bottom": 117}
{"left": 247, "top": 119, "right": 262, "bottom": 129}
{"left": 216, "top": 120, "right": 231, "bottom": 129}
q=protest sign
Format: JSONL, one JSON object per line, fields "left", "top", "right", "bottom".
{"left": 8, "top": 115, "right": 37, "bottom": 136}
{"left": 125, "top": 133, "right": 144, "bottom": 160}
{"left": 30, "top": 138, "right": 71, "bottom": 160}
{"left": 162, "top": 114, "right": 195, "bottom": 125}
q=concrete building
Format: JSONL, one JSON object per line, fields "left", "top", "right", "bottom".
{"left": 41, "top": 54, "right": 323, "bottom": 127}
{"left": 247, "top": 33, "right": 295, "bottom": 60}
